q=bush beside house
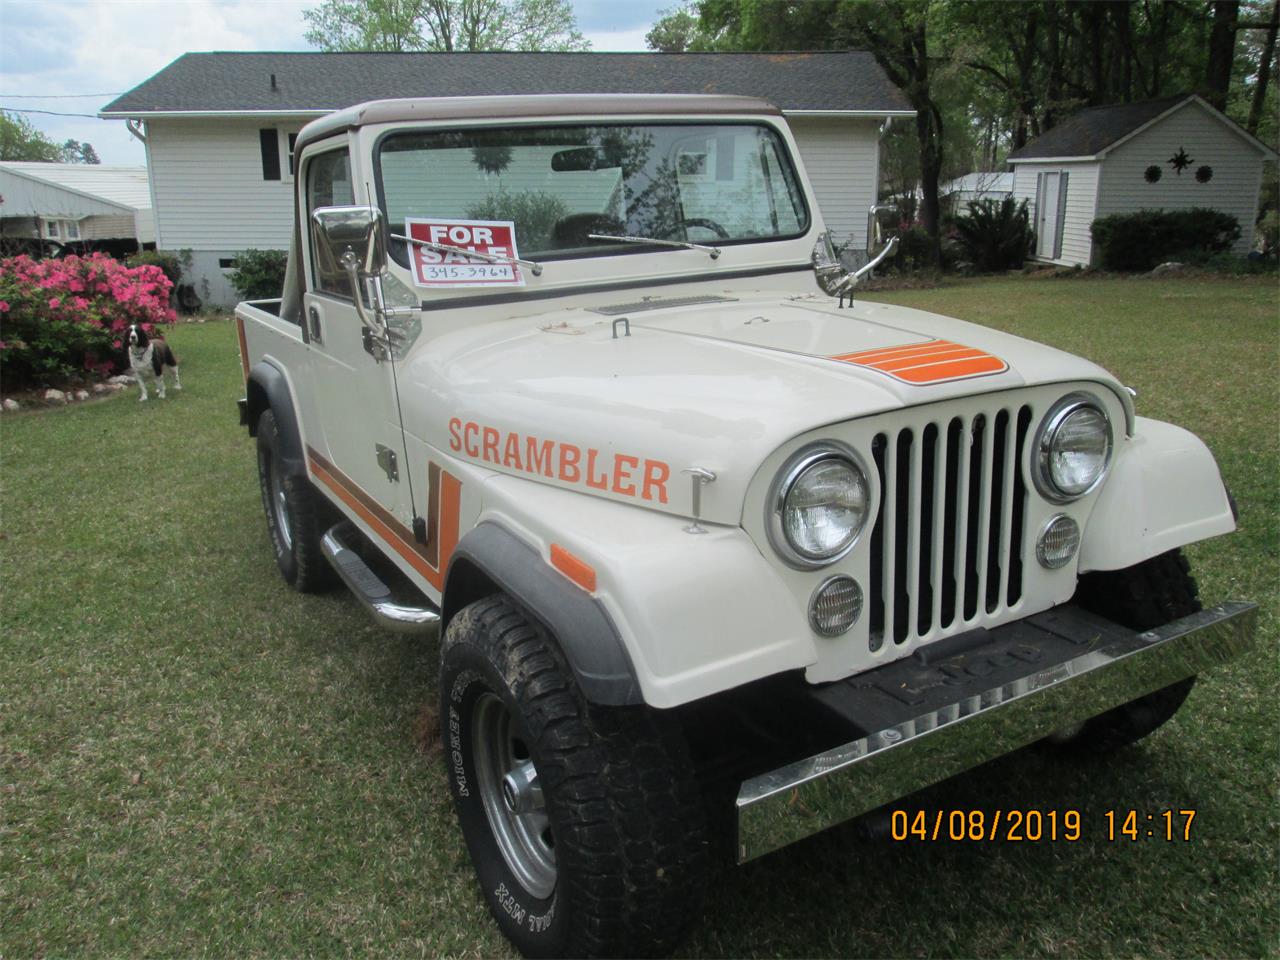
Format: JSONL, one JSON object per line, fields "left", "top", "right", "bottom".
{"left": 228, "top": 249, "right": 289, "bottom": 301}
{"left": 0, "top": 253, "right": 175, "bottom": 388}
{"left": 1090, "top": 208, "right": 1241, "bottom": 271}
{"left": 953, "top": 198, "right": 1033, "bottom": 272}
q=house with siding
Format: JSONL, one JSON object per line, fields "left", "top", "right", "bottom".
{"left": 100, "top": 51, "right": 912, "bottom": 305}
{"left": 0, "top": 162, "right": 155, "bottom": 252}
{"left": 1008, "top": 94, "right": 1277, "bottom": 267}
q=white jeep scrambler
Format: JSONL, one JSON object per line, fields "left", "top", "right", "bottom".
{"left": 235, "top": 94, "right": 1256, "bottom": 958}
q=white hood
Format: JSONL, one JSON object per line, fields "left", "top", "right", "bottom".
{"left": 404, "top": 290, "right": 1129, "bottom": 524}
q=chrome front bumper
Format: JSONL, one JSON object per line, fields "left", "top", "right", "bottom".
{"left": 736, "top": 601, "right": 1257, "bottom": 863}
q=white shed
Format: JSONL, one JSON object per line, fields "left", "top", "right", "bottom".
{"left": 1007, "top": 94, "right": 1277, "bottom": 266}
{"left": 0, "top": 162, "right": 155, "bottom": 249}
{"left": 101, "top": 51, "right": 913, "bottom": 306}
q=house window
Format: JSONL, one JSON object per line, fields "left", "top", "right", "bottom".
{"left": 43, "top": 219, "right": 60, "bottom": 239}
{"left": 259, "top": 128, "right": 300, "bottom": 182}
{"left": 64, "top": 220, "right": 81, "bottom": 240}
{"left": 281, "top": 130, "right": 299, "bottom": 180}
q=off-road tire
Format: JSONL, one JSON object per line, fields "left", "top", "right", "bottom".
{"left": 1055, "top": 549, "right": 1201, "bottom": 753}
{"left": 441, "top": 595, "right": 708, "bottom": 958}
{"left": 255, "top": 409, "right": 336, "bottom": 592}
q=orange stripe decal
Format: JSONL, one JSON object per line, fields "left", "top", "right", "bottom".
{"left": 831, "top": 338, "right": 1007, "bottom": 385}
{"left": 306, "top": 446, "right": 460, "bottom": 592}
{"left": 550, "top": 544, "right": 597, "bottom": 593}
{"left": 438, "top": 472, "right": 463, "bottom": 576}
{"left": 235, "top": 315, "right": 251, "bottom": 383}
{"left": 895, "top": 355, "right": 1008, "bottom": 382}
{"left": 832, "top": 339, "right": 960, "bottom": 363}
{"left": 874, "top": 347, "right": 986, "bottom": 372}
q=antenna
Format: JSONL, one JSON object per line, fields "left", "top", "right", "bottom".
{"left": 365, "top": 180, "right": 426, "bottom": 545}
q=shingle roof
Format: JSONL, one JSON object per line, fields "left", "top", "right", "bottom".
{"left": 1007, "top": 95, "right": 1192, "bottom": 160}
{"left": 100, "top": 50, "right": 913, "bottom": 117}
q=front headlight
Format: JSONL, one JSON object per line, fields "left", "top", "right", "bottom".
{"left": 768, "top": 444, "right": 870, "bottom": 568}
{"left": 1035, "top": 394, "right": 1113, "bottom": 502}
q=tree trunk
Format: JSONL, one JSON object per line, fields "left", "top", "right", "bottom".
{"left": 1045, "top": 0, "right": 1062, "bottom": 129}
{"left": 916, "top": 102, "right": 943, "bottom": 263}
{"left": 1086, "top": 3, "right": 1106, "bottom": 104}
{"left": 1248, "top": 0, "right": 1279, "bottom": 134}
{"left": 1112, "top": 1, "right": 1133, "bottom": 100}
{"left": 1205, "top": 1, "right": 1240, "bottom": 110}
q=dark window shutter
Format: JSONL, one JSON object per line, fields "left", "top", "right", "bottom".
{"left": 260, "top": 129, "right": 281, "bottom": 181}
{"left": 1053, "top": 171, "right": 1069, "bottom": 260}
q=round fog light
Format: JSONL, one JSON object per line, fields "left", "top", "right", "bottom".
{"left": 810, "top": 576, "right": 863, "bottom": 637}
{"left": 1037, "top": 514, "right": 1081, "bottom": 569}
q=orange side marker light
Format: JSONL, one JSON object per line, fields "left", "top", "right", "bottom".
{"left": 550, "top": 544, "right": 597, "bottom": 593}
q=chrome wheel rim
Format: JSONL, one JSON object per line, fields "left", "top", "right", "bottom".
{"left": 268, "top": 457, "right": 293, "bottom": 551}
{"left": 473, "top": 692, "right": 556, "bottom": 899}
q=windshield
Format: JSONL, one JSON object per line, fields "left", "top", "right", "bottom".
{"left": 378, "top": 122, "right": 809, "bottom": 267}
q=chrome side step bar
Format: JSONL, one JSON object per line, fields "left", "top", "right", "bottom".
{"left": 321, "top": 522, "right": 440, "bottom": 635}
{"left": 735, "top": 601, "right": 1257, "bottom": 863}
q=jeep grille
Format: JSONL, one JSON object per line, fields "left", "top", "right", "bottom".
{"left": 868, "top": 405, "right": 1033, "bottom": 649}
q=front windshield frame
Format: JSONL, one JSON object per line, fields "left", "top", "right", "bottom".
{"left": 373, "top": 119, "right": 812, "bottom": 270}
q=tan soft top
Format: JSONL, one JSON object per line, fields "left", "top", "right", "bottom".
{"left": 296, "top": 94, "right": 781, "bottom": 149}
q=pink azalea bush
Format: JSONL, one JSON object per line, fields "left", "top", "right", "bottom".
{"left": 0, "top": 253, "right": 175, "bottom": 387}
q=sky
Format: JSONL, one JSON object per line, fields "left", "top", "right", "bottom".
{"left": 0, "top": 0, "right": 669, "bottom": 165}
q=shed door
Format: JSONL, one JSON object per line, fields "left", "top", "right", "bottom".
{"left": 1036, "top": 172, "right": 1062, "bottom": 259}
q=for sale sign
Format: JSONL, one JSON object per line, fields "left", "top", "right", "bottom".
{"left": 405, "top": 217, "right": 526, "bottom": 288}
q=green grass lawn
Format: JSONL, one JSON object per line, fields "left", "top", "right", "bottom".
{"left": 2, "top": 276, "right": 1277, "bottom": 958}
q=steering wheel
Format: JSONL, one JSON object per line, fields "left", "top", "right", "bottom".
{"left": 660, "top": 217, "right": 731, "bottom": 240}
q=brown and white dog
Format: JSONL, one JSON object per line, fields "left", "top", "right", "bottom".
{"left": 126, "top": 324, "right": 181, "bottom": 401}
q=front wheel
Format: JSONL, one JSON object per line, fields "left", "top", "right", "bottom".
{"left": 1050, "top": 549, "right": 1201, "bottom": 753}
{"left": 441, "top": 596, "right": 707, "bottom": 958}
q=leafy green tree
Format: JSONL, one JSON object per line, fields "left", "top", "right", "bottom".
{"left": 303, "top": 0, "right": 589, "bottom": 51}
{"left": 0, "top": 111, "right": 63, "bottom": 162}
{"left": 657, "top": 0, "right": 951, "bottom": 264}
{"left": 645, "top": 3, "right": 710, "bottom": 52}
{"left": 61, "top": 139, "right": 101, "bottom": 164}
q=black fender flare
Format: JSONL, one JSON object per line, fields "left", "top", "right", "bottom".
{"left": 245, "top": 360, "right": 306, "bottom": 476}
{"left": 443, "top": 522, "right": 642, "bottom": 706}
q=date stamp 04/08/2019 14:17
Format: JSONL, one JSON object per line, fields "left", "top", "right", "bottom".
{"left": 889, "top": 809, "right": 1198, "bottom": 843}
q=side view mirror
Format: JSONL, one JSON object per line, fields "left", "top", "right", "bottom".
{"left": 312, "top": 205, "right": 387, "bottom": 277}
{"left": 868, "top": 203, "right": 899, "bottom": 249}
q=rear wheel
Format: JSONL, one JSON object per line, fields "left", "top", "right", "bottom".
{"left": 255, "top": 409, "right": 336, "bottom": 592}
{"left": 441, "top": 595, "right": 707, "bottom": 958}
{"left": 1052, "top": 549, "right": 1200, "bottom": 753}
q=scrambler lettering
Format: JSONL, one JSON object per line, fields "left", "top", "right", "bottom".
{"left": 448, "top": 417, "right": 670, "bottom": 504}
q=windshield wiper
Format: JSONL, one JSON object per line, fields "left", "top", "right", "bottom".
{"left": 588, "top": 233, "right": 721, "bottom": 260}
{"left": 391, "top": 233, "right": 544, "bottom": 277}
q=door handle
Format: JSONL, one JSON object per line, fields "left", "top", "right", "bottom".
{"left": 308, "top": 305, "right": 322, "bottom": 344}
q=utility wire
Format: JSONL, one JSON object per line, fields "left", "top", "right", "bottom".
{"left": 0, "top": 92, "right": 123, "bottom": 98}
{"left": 0, "top": 107, "right": 106, "bottom": 118}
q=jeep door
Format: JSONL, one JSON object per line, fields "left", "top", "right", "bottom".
{"left": 299, "top": 142, "right": 409, "bottom": 524}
